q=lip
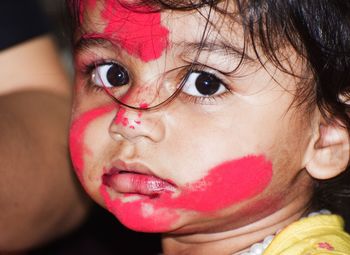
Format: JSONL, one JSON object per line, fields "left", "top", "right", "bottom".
{"left": 102, "top": 161, "right": 176, "bottom": 197}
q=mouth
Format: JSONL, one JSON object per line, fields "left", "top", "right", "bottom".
{"left": 102, "top": 167, "right": 176, "bottom": 197}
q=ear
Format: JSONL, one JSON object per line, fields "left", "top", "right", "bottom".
{"left": 305, "top": 119, "right": 350, "bottom": 180}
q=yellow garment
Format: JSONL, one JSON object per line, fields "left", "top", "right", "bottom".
{"left": 264, "top": 214, "right": 350, "bottom": 255}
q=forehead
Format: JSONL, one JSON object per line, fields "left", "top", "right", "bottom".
{"left": 79, "top": 0, "right": 241, "bottom": 52}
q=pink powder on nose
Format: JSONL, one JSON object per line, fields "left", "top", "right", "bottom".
{"left": 114, "top": 107, "right": 141, "bottom": 129}
{"left": 139, "top": 103, "right": 149, "bottom": 109}
{"left": 101, "top": 1, "right": 169, "bottom": 62}
{"left": 114, "top": 107, "right": 128, "bottom": 126}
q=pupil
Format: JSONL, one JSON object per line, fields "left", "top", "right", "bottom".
{"left": 107, "top": 64, "right": 129, "bottom": 87}
{"left": 195, "top": 72, "right": 220, "bottom": 95}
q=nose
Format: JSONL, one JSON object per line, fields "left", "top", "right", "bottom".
{"left": 109, "top": 106, "right": 165, "bottom": 143}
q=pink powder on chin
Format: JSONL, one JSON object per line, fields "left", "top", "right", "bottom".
{"left": 100, "top": 155, "right": 273, "bottom": 232}
{"left": 101, "top": 186, "right": 180, "bottom": 232}
{"left": 69, "top": 105, "right": 114, "bottom": 180}
{"left": 101, "top": 1, "right": 169, "bottom": 62}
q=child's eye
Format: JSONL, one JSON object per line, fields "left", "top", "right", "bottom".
{"left": 92, "top": 62, "right": 130, "bottom": 88}
{"left": 182, "top": 71, "right": 227, "bottom": 97}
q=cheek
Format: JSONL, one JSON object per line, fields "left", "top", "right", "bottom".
{"left": 69, "top": 105, "right": 114, "bottom": 185}
{"left": 101, "top": 155, "right": 273, "bottom": 232}
{"left": 100, "top": 1, "right": 169, "bottom": 62}
{"left": 166, "top": 155, "right": 273, "bottom": 212}
{"left": 100, "top": 187, "right": 181, "bottom": 232}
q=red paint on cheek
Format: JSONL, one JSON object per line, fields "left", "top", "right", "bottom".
{"left": 101, "top": 2, "right": 169, "bottom": 62}
{"left": 173, "top": 155, "right": 273, "bottom": 211}
{"left": 100, "top": 155, "right": 273, "bottom": 232}
{"left": 69, "top": 105, "right": 114, "bottom": 180}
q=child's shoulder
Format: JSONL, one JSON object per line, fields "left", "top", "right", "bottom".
{"left": 264, "top": 214, "right": 350, "bottom": 255}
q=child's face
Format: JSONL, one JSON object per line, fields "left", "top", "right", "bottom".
{"left": 70, "top": 0, "right": 316, "bottom": 233}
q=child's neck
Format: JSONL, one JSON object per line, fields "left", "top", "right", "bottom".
{"left": 162, "top": 196, "right": 311, "bottom": 255}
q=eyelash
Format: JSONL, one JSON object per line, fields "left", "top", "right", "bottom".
{"left": 80, "top": 59, "right": 111, "bottom": 93}
{"left": 179, "top": 64, "right": 233, "bottom": 104}
{"left": 79, "top": 58, "right": 233, "bottom": 105}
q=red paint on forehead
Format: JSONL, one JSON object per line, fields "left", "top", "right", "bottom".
{"left": 100, "top": 1, "right": 169, "bottom": 62}
{"left": 69, "top": 105, "right": 114, "bottom": 180}
{"left": 100, "top": 155, "right": 273, "bottom": 232}
{"left": 79, "top": 0, "right": 97, "bottom": 24}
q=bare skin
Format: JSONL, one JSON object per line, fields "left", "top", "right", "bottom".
{"left": 0, "top": 36, "right": 90, "bottom": 252}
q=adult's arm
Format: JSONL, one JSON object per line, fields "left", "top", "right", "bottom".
{"left": 0, "top": 36, "right": 90, "bottom": 251}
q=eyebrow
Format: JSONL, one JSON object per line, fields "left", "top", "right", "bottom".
{"left": 74, "top": 34, "right": 115, "bottom": 53}
{"left": 75, "top": 33, "right": 254, "bottom": 62}
{"left": 179, "top": 41, "right": 254, "bottom": 61}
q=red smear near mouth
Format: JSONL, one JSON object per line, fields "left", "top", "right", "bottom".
{"left": 101, "top": 155, "right": 273, "bottom": 232}
{"left": 101, "top": 1, "right": 169, "bottom": 62}
{"left": 69, "top": 105, "right": 273, "bottom": 233}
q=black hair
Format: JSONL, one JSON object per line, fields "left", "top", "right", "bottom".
{"left": 66, "top": 0, "right": 350, "bottom": 227}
